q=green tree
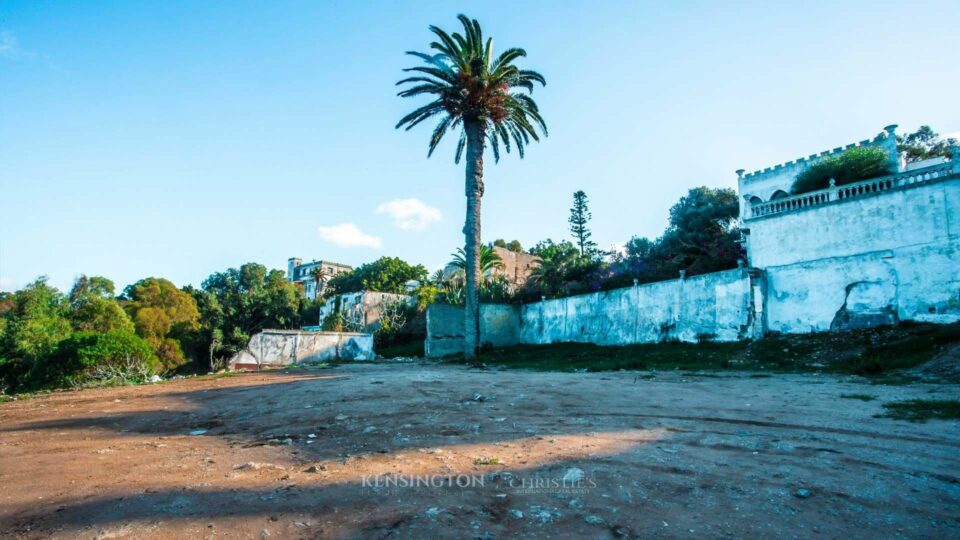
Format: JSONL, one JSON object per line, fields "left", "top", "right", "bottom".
{"left": 324, "top": 257, "right": 428, "bottom": 297}
{"left": 624, "top": 236, "right": 655, "bottom": 262}
{"left": 309, "top": 266, "right": 327, "bottom": 298}
{"left": 527, "top": 239, "right": 597, "bottom": 297}
{"left": 569, "top": 190, "right": 596, "bottom": 256}
{"left": 396, "top": 14, "right": 548, "bottom": 358}
{"left": 198, "top": 263, "right": 303, "bottom": 360}
{"left": 653, "top": 187, "right": 742, "bottom": 276}
{"left": 122, "top": 277, "right": 201, "bottom": 371}
{"left": 449, "top": 245, "right": 503, "bottom": 278}
{"left": 4, "top": 277, "right": 72, "bottom": 361}
{"left": 68, "top": 275, "right": 134, "bottom": 334}
{"left": 897, "top": 125, "right": 958, "bottom": 163}
{"left": 42, "top": 330, "right": 158, "bottom": 388}
{"left": 792, "top": 147, "right": 893, "bottom": 194}
{"left": 493, "top": 239, "right": 523, "bottom": 252}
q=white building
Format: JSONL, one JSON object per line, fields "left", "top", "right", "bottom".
{"left": 738, "top": 124, "right": 960, "bottom": 332}
{"left": 287, "top": 257, "right": 353, "bottom": 300}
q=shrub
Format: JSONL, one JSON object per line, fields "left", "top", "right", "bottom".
{"left": 792, "top": 147, "right": 893, "bottom": 194}
{"left": 37, "top": 331, "right": 159, "bottom": 388}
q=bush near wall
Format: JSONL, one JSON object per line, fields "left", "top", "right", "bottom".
{"left": 32, "top": 331, "right": 159, "bottom": 389}
{"left": 791, "top": 147, "right": 894, "bottom": 195}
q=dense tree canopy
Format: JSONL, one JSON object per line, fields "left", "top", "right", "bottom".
{"left": 122, "top": 277, "right": 200, "bottom": 371}
{"left": 69, "top": 275, "right": 134, "bottom": 334}
{"left": 792, "top": 147, "right": 893, "bottom": 194}
{"left": 324, "top": 257, "right": 428, "bottom": 297}
{"left": 0, "top": 277, "right": 72, "bottom": 362}
{"left": 520, "top": 187, "right": 743, "bottom": 300}
{"left": 196, "top": 263, "right": 302, "bottom": 363}
{"left": 654, "top": 187, "right": 742, "bottom": 276}
{"left": 492, "top": 239, "right": 523, "bottom": 253}
{"left": 897, "top": 125, "right": 958, "bottom": 163}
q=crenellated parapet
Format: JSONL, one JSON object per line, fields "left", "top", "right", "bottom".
{"left": 737, "top": 125, "right": 900, "bottom": 212}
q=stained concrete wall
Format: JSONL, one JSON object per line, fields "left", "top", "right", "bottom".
{"left": 752, "top": 177, "right": 960, "bottom": 332}
{"left": 425, "top": 269, "right": 760, "bottom": 356}
{"left": 318, "top": 291, "right": 412, "bottom": 332}
{"left": 764, "top": 243, "right": 960, "bottom": 333}
{"left": 746, "top": 177, "right": 959, "bottom": 269}
{"left": 228, "top": 330, "right": 374, "bottom": 370}
{"left": 520, "top": 268, "right": 760, "bottom": 345}
{"left": 425, "top": 304, "right": 521, "bottom": 357}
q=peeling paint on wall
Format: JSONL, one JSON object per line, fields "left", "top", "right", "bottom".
{"left": 228, "top": 330, "right": 374, "bottom": 369}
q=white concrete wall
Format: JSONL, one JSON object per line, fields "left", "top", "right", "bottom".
{"left": 228, "top": 330, "right": 374, "bottom": 369}
{"left": 425, "top": 304, "right": 521, "bottom": 357}
{"left": 750, "top": 177, "right": 960, "bottom": 332}
{"left": 747, "top": 178, "right": 959, "bottom": 268}
{"left": 318, "top": 291, "right": 412, "bottom": 332}
{"left": 765, "top": 243, "right": 960, "bottom": 333}
{"left": 520, "top": 269, "right": 760, "bottom": 345}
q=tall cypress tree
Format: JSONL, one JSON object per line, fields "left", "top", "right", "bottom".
{"left": 568, "top": 190, "right": 596, "bottom": 256}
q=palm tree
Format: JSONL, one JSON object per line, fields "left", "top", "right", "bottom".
{"left": 396, "top": 14, "right": 547, "bottom": 357}
{"left": 449, "top": 245, "right": 504, "bottom": 278}
{"left": 309, "top": 266, "right": 326, "bottom": 299}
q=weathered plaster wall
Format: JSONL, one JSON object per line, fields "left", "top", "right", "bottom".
{"left": 751, "top": 177, "right": 960, "bottom": 332}
{"left": 765, "top": 243, "right": 960, "bottom": 333}
{"left": 228, "top": 330, "right": 374, "bottom": 369}
{"left": 747, "top": 178, "right": 959, "bottom": 268}
{"left": 425, "top": 304, "right": 521, "bottom": 357}
{"left": 491, "top": 246, "right": 542, "bottom": 289}
{"left": 520, "top": 269, "right": 760, "bottom": 345}
{"left": 318, "top": 291, "right": 412, "bottom": 332}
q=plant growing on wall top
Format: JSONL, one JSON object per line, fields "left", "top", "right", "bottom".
{"left": 791, "top": 147, "right": 893, "bottom": 195}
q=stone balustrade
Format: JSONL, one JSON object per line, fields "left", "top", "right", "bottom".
{"left": 748, "top": 161, "right": 958, "bottom": 219}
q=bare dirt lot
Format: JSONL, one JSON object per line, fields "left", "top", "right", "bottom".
{"left": 1, "top": 363, "right": 959, "bottom": 539}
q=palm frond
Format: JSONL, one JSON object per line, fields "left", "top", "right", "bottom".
{"left": 396, "top": 14, "right": 547, "bottom": 162}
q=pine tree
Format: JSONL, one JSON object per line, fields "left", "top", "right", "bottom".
{"left": 568, "top": 190, "right": 596, "bottom": 256}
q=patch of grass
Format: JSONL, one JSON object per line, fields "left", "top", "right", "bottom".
{"left": 462, "top": 341, "right": 748, "bottom": 372}
{"left": 878, "top": 399, "right": 960, "bottom": 421}
{"left": 473, "top": 456, "right": 500, "bottom": 465}
{"left": 454, "top": 323, "right": 960, "bottom": 377}
{"left": 840, "top": 393, "right": 876, "bottom": 401}
{"left": 867, "top": 374, "right": 923, "bottom": 386}
{"left": 377, "top": 340, "right": 424, "bottom": 359}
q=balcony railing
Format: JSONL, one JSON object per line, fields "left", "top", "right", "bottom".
{"left": 748, "top": 161, "right": 958, "bottom": 219}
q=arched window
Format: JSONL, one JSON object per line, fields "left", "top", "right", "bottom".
{"left": 749, "top": 196, "right": 763, "bottom": 205}
{"left": 770, "top": 190, "right": 789, "bottom": 200}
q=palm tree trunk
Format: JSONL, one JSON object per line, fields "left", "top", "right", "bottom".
{"left": 463, "top": 120, "right": 486, "bottom": 359}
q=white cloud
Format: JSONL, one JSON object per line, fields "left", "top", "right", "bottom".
{"left": 0, "top": 277, "right": 13, "bottom": 291}
{"left": 317, "top": 223, "right": 382, "bottom": 249}
{"left": 376, "top": 198, "right": 442, "bottom": 231}
{"left": 0, "top": 30, "right": 34, "bottom": 60}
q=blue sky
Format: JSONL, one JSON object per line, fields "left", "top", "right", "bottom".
{"left": 1, "top": 0, "right": 958, "bottom": 293}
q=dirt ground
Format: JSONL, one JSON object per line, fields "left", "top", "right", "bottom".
{"left": 1, "top": 363, "right": 958, "bottom": 539}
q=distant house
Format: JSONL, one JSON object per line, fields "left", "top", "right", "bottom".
{"left": 443, "top": 246, "right": 541, "bottom": 290}
{"left": 287, "top": 257, "right": 353, "bottom": 300}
